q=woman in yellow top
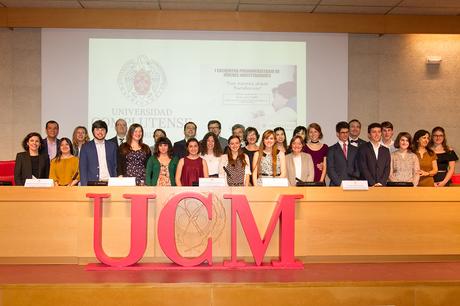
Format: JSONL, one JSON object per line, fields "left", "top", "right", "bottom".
{"left": 49, "top": 137, "right": 80, "bottom": 186}
{"left": 413, "top": 130, "right": 438, "bottom": 187}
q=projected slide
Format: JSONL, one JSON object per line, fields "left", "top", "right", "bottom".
{"left": 89, "top": 39, "right": 306, "bottom": 142}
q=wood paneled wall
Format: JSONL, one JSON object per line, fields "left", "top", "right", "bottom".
{"left": 1, "top": 8, "right": 460, "bottom": 34}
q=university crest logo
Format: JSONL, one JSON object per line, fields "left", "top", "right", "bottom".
{"left": 118, "top": 55, "right": 167, "bottom": 107}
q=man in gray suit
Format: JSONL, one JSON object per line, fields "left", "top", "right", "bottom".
{"left": 327, "top": 121, "right": 359, "bottom": 186}
{"left": 207, "top": 120, "right": 227, "bottom": 150}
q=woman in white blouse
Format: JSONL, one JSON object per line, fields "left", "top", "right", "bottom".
{"left": 200, "top": 132, "right": 223, "bottom": 177}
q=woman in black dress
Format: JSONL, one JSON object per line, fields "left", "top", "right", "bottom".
{"left": 429, "top": 126, "right": 458, "bottom": 187}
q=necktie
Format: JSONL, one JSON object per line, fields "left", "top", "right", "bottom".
{"left": 342, "top": 142, "right": 347, "bottom": 159}
{"left": 119, "top": 138, "right": 124, "bottom": 145}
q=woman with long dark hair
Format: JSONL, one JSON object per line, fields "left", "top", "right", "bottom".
{"left": 274, "top": 127, "right": 288, "bottom": 154}
{"left": 117, "top": 123, "right": 151, "bottom": 185}
{"left": 292, "top": 126, "right": 307, "bottom": 141}
{"left": 429, "top": 126, "right": 458, "bottom": 186}
{"left": 219, "top": 136, "right": 251, "bottom": 186}
{"left": 413, "top": 129, "right": 438, "bottom": 187}
{"left": 243, "top": 127, "right": 259, "bottom": 185}
{"left": 146, "top": 137, "right": 178, "bottom": 186}
{"left": 200, "top": 132, "right": 223, "bottom": 178}
{"left": 49, "top": 137, "right": 79, "bottom": 186}
{"left": 14, "top": 132, "right": 50, "bottom": 185}
{"left": 175, "top": 138, "right": 209, "bottom": 186}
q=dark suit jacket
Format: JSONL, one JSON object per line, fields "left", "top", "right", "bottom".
{"left": 358, "top": 142, "right": 391, "bottom": 186}
{"left": 218, "top": 136, "right": 227, "bottom": 151}
{"left": 40, "top": 138, "right": 60, "bottom": 158}
{"left": 327, "top": 142, "right": 359, "bottom": 186}
{"left": 14, "top": 152, "right": 50, "bottom": 186}
{"left": 79, "top": 140, "right": 117, "bottom": 186}
{"left": 349, "top": 137, "right": 366, "bottom": 148}
{"left": 173, "top": 139, "right": 187, "bottom": 159}
{"left": 108, "top": 136, "right": 121, "bottom": 148}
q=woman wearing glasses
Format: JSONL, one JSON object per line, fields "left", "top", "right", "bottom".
{"left": 429, "top": 126, "right": 458, "bottom": 187}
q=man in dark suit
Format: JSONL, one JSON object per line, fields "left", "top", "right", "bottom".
{"left": 348, "top": 119, "right": 367, "bottom": 148}
{"left": 358, "top": 122, "right": 391, "bottom": 186}
{"left": 173, "top": 121, "right": 197, "bottom": 159}
{"left": 41, "top": 120, "right": 60, "bottom": 160}
{"left": 79, "top": 120, "right": 117, "bottom": 186}
{"left": 108, "top": 118, "right": 127, "bottom": 148}
{"left": 327, "top": 121, "right": 359, "bottom": 186}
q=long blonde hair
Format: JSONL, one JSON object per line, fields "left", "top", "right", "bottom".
{"left": 257, "top": 130, "right": 278, "bottom": 176}
{"left": 72, "top": 126, "right": 89, "bottom": 148}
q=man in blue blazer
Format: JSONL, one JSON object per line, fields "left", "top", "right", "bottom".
{"left": 79, "top": 120, "right": 117, "bottom": 186}
{"left": 327, "top": 121, "right": 359, "bottom": 186}
{"left": 357, "top": 123, "right": 391, "bottom": 186}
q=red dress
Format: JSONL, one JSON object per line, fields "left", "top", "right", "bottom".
{"left": 303, "top": 144, "right": 328, "bottom": 182}
{"left": 180, "top": 157, "right": 204, "bottom": 186}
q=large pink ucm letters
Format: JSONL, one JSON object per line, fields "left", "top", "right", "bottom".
{"left": 86, "top": 192, "right": 303, "bottom": 269}
{"left": 87, "top": 193, "right": 155, "bottom": 267}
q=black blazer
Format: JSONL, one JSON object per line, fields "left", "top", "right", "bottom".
{"left": 357, "top": 142, "right": 391, "bottom": 186}
{"left": 40, "top": 138, "right": 60, "bottom": 158}
{"left": 108, "top": 136, "right": 121, "bottom": 148}
{"left": 327, "top": 142, "right": 359, "bottom": 186}
{"left": 173, "top": 139, "right": 187, "bottom": 159}
{"left": 14, "top": 152, "right": 50, "bottom": 186}
{"left": 349, "top": 137, "right": 366, "bottom": 148}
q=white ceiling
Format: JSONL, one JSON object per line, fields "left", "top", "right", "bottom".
{"left": 1, "top": 0, "right": 460, "bottom": 15}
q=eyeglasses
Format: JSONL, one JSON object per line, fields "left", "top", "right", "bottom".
{"left": 433, "top": 134, "right": 444, "bottom": 138}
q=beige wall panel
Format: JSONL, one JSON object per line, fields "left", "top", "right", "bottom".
{"left": 0, "top": 29, "right": 13, "bottom": 160}
{"left": 348, "top": 34, "right": 380, "bottom": 129}
{"left": 349, "top": 33, "right": 460, "bottom": 171}
{"left": 0, "top": 28, "right": 40, "bottom": 160}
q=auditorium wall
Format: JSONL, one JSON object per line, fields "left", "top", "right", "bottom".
{"left": 0, "top": 29, "right": 459, "bottom": 172}
{"left": 348, "top": 33, "right": 460, "bottom": 171}
{"left": 0, "top": 28, "right": 41, "bottom": 161}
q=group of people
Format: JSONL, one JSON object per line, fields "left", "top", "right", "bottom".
{"left": 13, "top": 118, "right": 458, "bottom": 187}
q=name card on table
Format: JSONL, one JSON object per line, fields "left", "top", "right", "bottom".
{"left": 341, "top": 180, "right": 369, "bottom": 191}
{"left": 260, "top": 177, "right": 289, "bottom": 187}
{"left": 199, "top": 177, "right": 226, "bottom": 187}
{"left": 24, "top": 179, "right": 54, "bottom": 188}
{"left": 108, "top": 177, "right": 136, "bottom": 187}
